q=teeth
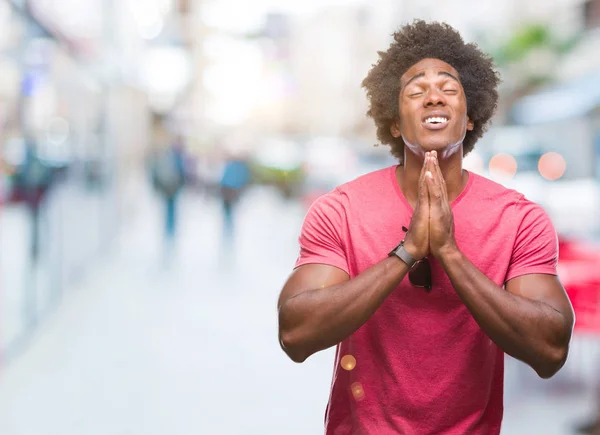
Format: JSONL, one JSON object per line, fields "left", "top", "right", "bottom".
{"left": 425, "top": 117, "right": 448, "bottom": 124}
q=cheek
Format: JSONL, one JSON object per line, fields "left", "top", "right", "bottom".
{"left": 453, "top": 98, "right": 469, "bottom": 128}
{"left": 399, "top": 105, "right": 419, "bottom": 131}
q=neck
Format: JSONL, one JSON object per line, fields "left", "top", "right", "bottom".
{"left": 396, "top": 147, "right": 466, "bottom": 209}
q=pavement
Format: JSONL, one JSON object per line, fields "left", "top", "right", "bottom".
{"left": 0, "top": 184, "right": 597, "bottom": 434}
{"left": 0, "top": 181, "right": 118, "bottom": 354}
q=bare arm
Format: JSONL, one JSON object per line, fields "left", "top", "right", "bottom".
{"left": 425, "top": 151, "right": 574, "bottom": 379}
{"left": 277, "top": 258, "right": 410, "bottom": 363}
{"left": 438, "top": 248, "right": 574, "bottom": 378}
{"left": 278, "top": 157, "right": 431, "bottom": 363}
{"left": 278, "top": 153, "right": 434, "bottom": 363}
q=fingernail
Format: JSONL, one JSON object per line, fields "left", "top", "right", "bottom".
{"left": 426, "top": 171, "right": 432, "bottom": 178}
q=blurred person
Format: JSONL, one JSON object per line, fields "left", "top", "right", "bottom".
{"left": 150, "top": 135, "right": 187, "bottom": 249}
{"left": 277, "top": 20, "right": 575, "bottom": 435}
{"left": 12, "top": 137, "right": 53, "bottom": 262}
{"left": 219, "top": 152, "right": 251, "bottom": 236}
{"left": 11, "top": 137, "right": 55, "bottom": 328}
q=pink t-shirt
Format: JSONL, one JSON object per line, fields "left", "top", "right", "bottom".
{"left": 294, "top": 165, "right": 558, "bottom": 435}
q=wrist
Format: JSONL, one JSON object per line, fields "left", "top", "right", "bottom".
{"left": 436, "top": 242, "right": 461, "bottom": 264}
{"left": 389, "top": 240, "right": 419, "bottom": 268}
{"left": 401, "top": 240, "right": 423, "bottom": 261}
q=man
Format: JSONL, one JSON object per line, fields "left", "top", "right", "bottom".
{"left": 277, "top": 20, "right": 575, "bottom": 434}
{"left": 151, "top": 136, "right": 186, "bottom": 246}
{"left": 13, "top": 139, "right": 54, "bottom": 263}
{"left": 219, "top": 152, "right": 251, "bottom": 236}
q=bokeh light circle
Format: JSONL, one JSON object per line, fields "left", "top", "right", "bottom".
{"left": 488, "top": 153, "right": 517, "bottom": 178}
{"left": 351, "top": 382, "right": 365, "bottom": 401}
{"left": 538, "top": 152, "right": 566, "bottom": 181}
{"left": 340, "top": 355, "right": 356, "bottom": 371}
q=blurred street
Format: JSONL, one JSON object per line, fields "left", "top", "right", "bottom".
{"left": 1, "top": 182, "right": 116, "bottom": 355}
{"left": 0, "top": 184, "right": 597, "bottom": 435}
{"left": 0, "top": 185, "right": 337, "bottom": 435}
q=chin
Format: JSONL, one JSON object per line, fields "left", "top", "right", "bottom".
{"left": 419, "top": 141, "right": 450, "bottom": 153}
{"left": 420, "top": 142, "right": 445, "bottom": 151}
{"left": 419, "top": 138, "right": 463, "bottom": 157}
{"left": 402, "top": 134, "right": 463, "bottom": 158}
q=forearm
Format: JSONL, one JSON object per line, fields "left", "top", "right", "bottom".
{"left": 438, "top": 247, "right": 570, "bottom": 378}
{"left": 279, "top": 256, "right": 409, "bottom": 362}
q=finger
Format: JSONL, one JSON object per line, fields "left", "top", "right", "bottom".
{"left": 431, "top": 153, "right": 448, "bottom": 202}
{"left": 418, "top": 152, "right": 429, "bottom": 184}
{"left": 418, "top": 153, "right": 430, "bottom": 205}
{"left": 427, "top": 154, "right": 440, "bottom": 188}
{"left": 419, "top": 174, "right": 430, "bottom": 209}
{"left": 425, "top": 165, "right": 443, "bottom": 204}
{"left": 432, "top": 152, "right": 444, "bottom": 182}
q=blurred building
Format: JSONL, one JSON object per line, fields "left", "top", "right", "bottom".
{"left": 0, "top": 0, "right": 189, "bottom": 360}
{"left": 179, "top": 0, "right": 595, "bottom": 148}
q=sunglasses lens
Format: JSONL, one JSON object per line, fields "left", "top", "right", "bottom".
{"left": 409, "top": 258, "right": 432, "bottom": 290}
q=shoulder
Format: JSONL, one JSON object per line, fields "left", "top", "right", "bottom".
{"left": 335, "top": 165, "right": 396, "bottom": 198}
{"left": 468, "top": 172, "right": 524, "bottom": 205}
{"left": 512, "top": 195, "right": 554, "bottom": 228}
{"left": 307, "top": 187, "right": 345, "bottom": 215}
{"left": 305, "top": 166, "right": 394, "bottom": 220}
{"left": 469, "top": 172, "right": 553, "bottom": 228}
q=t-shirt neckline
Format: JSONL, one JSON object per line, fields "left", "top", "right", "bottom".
{"left": 389, "top": 164, "right": 474, "bottom": 212}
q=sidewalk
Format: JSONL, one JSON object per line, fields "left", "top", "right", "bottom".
{"left": 0, "top": 186, "right": 595, "bottom": 434}
{"left": 0, "top": 187, "right": 335, "bottom": 435}
{"left": 0, "top": 182, "right": 118, "bottom": 355}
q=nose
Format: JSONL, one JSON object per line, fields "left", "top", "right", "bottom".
{"left": 424, "top": 88, "right": 446, "bottom": 107}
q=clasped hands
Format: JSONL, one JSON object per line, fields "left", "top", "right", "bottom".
{"left": 403, "top": 150, "right": 458, "bottom": 261}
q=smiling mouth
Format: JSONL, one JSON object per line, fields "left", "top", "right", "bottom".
{"left": 422, "top": 116, "right": 450, "bottom": 131}
{"left": 424, "top": 116, "right": 448, "bottom": 125}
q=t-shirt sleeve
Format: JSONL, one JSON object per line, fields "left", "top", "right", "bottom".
{"left": 294, "top": 189, "right": 349, "bottom": 274}
{"left": 505, "top": 197, "right": 558, "bottom": 282}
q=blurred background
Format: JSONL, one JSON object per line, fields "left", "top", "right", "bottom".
{"left": 0, "top": 0, "right": 599, "bottom": 434}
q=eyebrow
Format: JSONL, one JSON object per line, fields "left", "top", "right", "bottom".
{"left": 401, "top": 71, "right": 460, "bottom": 90}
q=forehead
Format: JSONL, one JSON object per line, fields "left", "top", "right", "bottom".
{"left": 400, "top": 58, "right": 460, "bottom": 86}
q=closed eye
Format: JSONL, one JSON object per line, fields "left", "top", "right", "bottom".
{"left": 409, "top": 92, "right": 423, "bottom": 97}
{"left": 442, "top": 89, "right": 458, "bottom": 94}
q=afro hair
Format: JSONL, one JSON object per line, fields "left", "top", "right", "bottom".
{"left": 362, "top": 20, "right": 501, "bottom": 162}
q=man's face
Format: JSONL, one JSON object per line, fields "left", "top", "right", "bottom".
{"left": 391, "top": 58, "right": 474, "bottom": 157}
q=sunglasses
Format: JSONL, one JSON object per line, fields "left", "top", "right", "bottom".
{"left": 402, "top": 226, "right": 432, "bottom": 291}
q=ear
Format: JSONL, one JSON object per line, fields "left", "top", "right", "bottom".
{"left": 467, "top": 117, "right": 474, "bottom": 131}
{"left": 390, "top": 120, "right": 401, "bottom": 138}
